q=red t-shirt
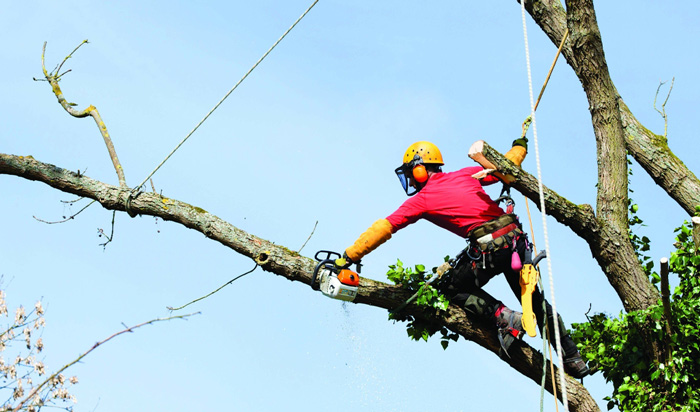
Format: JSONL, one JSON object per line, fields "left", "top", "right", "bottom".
{"left": 386, "top": 167, "right": 505, "bottom": 238}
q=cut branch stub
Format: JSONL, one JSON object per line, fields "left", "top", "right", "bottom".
{"left": 256, "top": 250, "right": 271, "bottom": 266}
{"left": 468, "top": 140, "right": 516, "bottom": 183}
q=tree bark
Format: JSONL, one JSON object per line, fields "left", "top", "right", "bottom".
{"left": 0, "top": 152, "right": 600, "bottom": 412}
{"left": 565, "top": 0, "right": 628, "bottom": 231}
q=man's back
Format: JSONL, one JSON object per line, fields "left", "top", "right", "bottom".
{"left": 387, "top": 166, "right": 505, "bottom": 237}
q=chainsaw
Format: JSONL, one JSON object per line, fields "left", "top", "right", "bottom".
{"left": 310, "top": 250, "right": 361, "bottom": 302}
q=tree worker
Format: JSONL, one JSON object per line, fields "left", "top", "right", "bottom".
{"left": 337, "top": 140, "right": 592, "bottom": 379}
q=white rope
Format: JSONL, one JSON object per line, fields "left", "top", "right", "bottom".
{"left": 132, "top": 0, "right": 320, "bottom": 193}
{"left": 520, "top": 1, "right": 570, "bottom": 409}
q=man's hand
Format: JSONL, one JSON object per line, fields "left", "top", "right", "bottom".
{"left": 335, "top": 252, "right": 353, "bottom": 268}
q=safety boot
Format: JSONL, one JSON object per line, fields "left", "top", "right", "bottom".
{"left": 561, "top": 334, "right": 594, "bottom": 379}
{"left": 563, "top": 354, "right": 592, "bottom": 379}
{"left": 495, "top": 304, "right": 525, "bottom": 358}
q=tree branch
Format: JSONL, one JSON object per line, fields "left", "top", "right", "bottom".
{"left": 0, "top": 152, "right": 598, "bottom": 412}
{"left": 13, "top": 312, "right": 198, "bottom": 412}
{"left": 39, "top": 41, "right": 127, "bottom": 188}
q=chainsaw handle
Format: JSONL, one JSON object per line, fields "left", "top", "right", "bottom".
{"left": 310, "top": 259, "right": 333, "bottom": 291}
{"left": 314, "top": 250, "right": 341, "bottom": 262}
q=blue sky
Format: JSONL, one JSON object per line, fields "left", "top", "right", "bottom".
{"left": 1, "top": 1, "right": 698, "bottom": 411}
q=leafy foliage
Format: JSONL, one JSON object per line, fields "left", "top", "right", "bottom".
{"left": 572, "top": 217, "right": 700, "bottom": 411}
{"left": 386, "top": 259, "right": 458, "bottom": 349}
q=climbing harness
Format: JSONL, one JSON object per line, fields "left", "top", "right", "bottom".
{"left": 125, "top": 0, "right": 319, "bottom": 210}
{"left": 494, "top": 185, "right": 516, "bottom": 214}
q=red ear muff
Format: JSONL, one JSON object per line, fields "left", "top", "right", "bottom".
{"left": 413, "top": 164, "right": 428, "bottom": 183}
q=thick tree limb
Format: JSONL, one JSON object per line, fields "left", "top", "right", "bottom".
{"left": 0, "top": 152, "right": 599, "bottom": 412}
{"left": 619, "top": 101, "right": 700, "bottom": 216}
{"left": 565, "top": 0, "right": 628, "bottom": 232}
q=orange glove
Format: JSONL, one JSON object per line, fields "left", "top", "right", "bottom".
{"left": 504, "top": 138, "right": 527, "bottom": 167}
{"left": 345, "top": 219, "right": 393, "bottom": 262}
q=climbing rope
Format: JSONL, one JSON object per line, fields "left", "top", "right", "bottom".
{"left": 519, "top": 22, "right": 569, "bottom": 412}
{"left": 525, "top": 200, "right": 560, "bottom": 412}
{"left": 130, "top": 0, "right": 320, "bottom": 197}
{"left": 520, "top": 1, "right": 570, "bottom": 410}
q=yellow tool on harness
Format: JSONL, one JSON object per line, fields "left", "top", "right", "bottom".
{"left": 520, "top": 249, "right": 547, "bottom": 338}
{"left": 520, "top": 264, "right": 539, "bottom": 337}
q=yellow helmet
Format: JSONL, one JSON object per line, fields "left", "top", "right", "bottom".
{"left": 402, "top": 141, "right": 444, "bottom": 165}
{"left": 395, "top": 141, "right": 444, "bottom": 196}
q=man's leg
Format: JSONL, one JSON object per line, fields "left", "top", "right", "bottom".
{"left": 441, "top": 260, "right": 525, "bottom": 357}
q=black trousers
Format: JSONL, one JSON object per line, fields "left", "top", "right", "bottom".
{"left": 439, "top": 236, "right": 568, "bottom": 341}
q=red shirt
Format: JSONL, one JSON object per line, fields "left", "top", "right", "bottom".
{"left": 386, "top": 167, "right": 505, "bottom": 238}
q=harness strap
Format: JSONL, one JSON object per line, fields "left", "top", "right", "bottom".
{"left": 475, "top": 223, "right": 518, "bottom": 245}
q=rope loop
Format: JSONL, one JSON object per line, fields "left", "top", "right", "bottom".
{"left": 125, "top": 188, "right": 140, "bottom": 218}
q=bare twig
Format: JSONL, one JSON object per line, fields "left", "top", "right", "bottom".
{"left": 54, "top": 40, "right": 89, "bottom": 79}
{"left": 297, "top": 220, "right": 318, "bottom": 253}
{"left": 653, "top": 78, "right": 675, "bottom": 138}
{"left": 97, "top": 210, "right": 117, "bottom": 248}
{"left": 60, "top": 196, "right": 86, "bottom": 205}
{"left": 39, "top": 41, "right": 127, "bottom": 187}
{"left": 13, "top": 312, "right": 199, "bottom": 412}
{"left": 167, "top": 264, "right": 258, "bottom": 311}
{"left": 33, "top": 199, "right": 97, "bottom": 224}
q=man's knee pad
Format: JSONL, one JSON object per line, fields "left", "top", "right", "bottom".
{"left": 462, "top": 292, "right": 501, "bottom": 319}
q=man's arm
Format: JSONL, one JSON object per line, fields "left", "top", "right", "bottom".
{"left": 344, "top": 197, "right": 424, "bottom": 262}
{"left": 344, "top": 219, "right": 393, "bottom": 262}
